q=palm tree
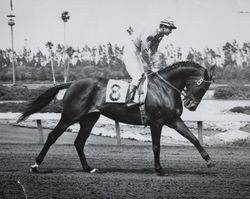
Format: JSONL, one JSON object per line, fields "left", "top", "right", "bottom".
{"left": 45, "top": 41, "right": 56, "bottom": 85}
{"left": 65, "top": 46, "right": 75, "bottom": 79}
{"left": 61, "top": 11, "right": 70, "bottom": 82}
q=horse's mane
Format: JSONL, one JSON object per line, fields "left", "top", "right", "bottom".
{"left": 160, "top": 61, "right": 205, "bottom": 73}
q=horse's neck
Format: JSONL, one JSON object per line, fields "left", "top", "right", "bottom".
{"left": 159, "top": 66, "right": 198, "bottom": 90}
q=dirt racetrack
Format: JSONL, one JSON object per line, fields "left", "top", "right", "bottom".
{"left": 0, "top": 142, "right": 249, "bottom": 199}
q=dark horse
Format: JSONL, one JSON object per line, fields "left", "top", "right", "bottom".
{"left": 17, "top": 61, "right": 216, "bottom": 173}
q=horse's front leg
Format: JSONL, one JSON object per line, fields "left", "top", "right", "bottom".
{"left": 169, "top": 117, "right": 215, "bottom": 168}
{"left": 150, "top": 122, "right": 164, "bottom": 173}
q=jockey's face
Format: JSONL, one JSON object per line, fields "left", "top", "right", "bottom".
{"left": 160, "top": 26, "right": 173, "bottom": 36}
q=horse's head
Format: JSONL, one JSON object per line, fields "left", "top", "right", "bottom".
{"left": 184, "top": 65, "right": 216, "bottom": 111}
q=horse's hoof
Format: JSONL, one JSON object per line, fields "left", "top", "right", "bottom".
{"left": 84, "top": 167, "right": 98, "bottom": 173}
{"left": 206, "top": 160, "right": 215, "bottom": 168}
{"left": 30, "top": 166, "right": 39, "bottom": 173}
{"left": 155, "top": 167, "right": 165, "bottom": 176}
{"left": 90, "top": 168, "right": 98, "bottom": 173}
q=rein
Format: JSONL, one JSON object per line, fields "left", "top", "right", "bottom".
{"left": 154, "top": 72, "right": 187, "bottom": 98}
{"left": 146, "top": 70, "right": 213, "bottom": 99}
{"left": 146, "top": 71, "right": 187, "bottom": 98}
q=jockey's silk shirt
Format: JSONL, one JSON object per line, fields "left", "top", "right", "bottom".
{"left": 130, "top": 29, "right": 163, "bottom": 72}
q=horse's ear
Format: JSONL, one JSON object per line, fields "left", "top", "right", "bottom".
{"left": 208, "top": 65, "right": 216, "bottom": 81}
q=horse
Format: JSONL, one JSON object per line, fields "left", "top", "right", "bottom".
{"left": 17, "top": 61, "right": 216, "bottom": 174}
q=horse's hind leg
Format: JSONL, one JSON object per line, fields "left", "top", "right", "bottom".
{"left": 31, "top": 118, "right": 72, "bottom": 172}
{"left": 169, "top": 118, "right": 215, "bottom": 168}
{"left": 74, "top": 112, "right": 100, "bottom": 173}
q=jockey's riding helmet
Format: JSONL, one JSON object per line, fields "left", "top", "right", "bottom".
{"left": 160, "top": 19, "right": 177, "bottom": 29}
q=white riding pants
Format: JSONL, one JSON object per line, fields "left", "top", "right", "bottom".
{"left": 123, "top": 39, "right": 145, "bottom": 86}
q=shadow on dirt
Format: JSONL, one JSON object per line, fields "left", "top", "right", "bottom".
{"left": 7, "top": 166, "right": 217, "bottom": 176}
{"left": 48, "top": 167, "right": 218, "bottom": 176}
{"left": 99, "top": 167, "right": 217, "bottom": 176}
{"left": 163, "top": 168, "right": 217, "bottom": 176}
{"left": 0, "top": 169, "right": 19, "bottom": 172}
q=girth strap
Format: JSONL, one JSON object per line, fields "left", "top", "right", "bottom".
{"left": 139, "top": 104, "right": 147, "bottom": 126}
{"left": 137, "top": 74, "right": 148, "bottom": 126}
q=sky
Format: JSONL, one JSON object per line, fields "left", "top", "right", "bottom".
{"left": 1, "top": 0, "right": 250, "bottom": 56}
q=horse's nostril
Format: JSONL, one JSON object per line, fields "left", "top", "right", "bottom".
{"left": 188, "top": 102, "right": 197, "bottom": 111}
{"left": 189, "top": 106, "right": 196, "bottom": 111}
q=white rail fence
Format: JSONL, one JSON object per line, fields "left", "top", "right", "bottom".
{"left": 0, "top": 113, "right": 249, "bottom": 145}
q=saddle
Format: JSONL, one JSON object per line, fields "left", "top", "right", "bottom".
{"left": 106, "top": 76, "right": 148, "bottom": 125}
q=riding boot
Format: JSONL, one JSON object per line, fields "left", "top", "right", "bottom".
{"left": 126, "top": 84, "right": 139, "bottom": 108}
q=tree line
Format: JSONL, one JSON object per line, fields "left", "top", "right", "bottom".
{"left": 0, "top": 40, "right": 250, "bottom": 83}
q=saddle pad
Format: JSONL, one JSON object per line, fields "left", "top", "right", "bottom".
{"left": 105, "top": 79, "right": 148, "bottom": 103}
{"left": 106, "top": 80, "right": 129, "bottom": 103}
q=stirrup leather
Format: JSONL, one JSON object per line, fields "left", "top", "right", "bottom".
{"left": 125, "top": 85, "right": 139, "bottom": 108}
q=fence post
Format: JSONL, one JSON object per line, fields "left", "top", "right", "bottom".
{"left": 36, "top": 120, "right": 44, "bottom": 144}
{"left": 197, "top": 121, "right": 203, "bottom": 146}
{"left": 115, "top": 121, "right": 121, "bottom": 145}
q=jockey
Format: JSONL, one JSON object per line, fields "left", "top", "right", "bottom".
{"left": 123, "top": 18, "right": 177, "bottom": 108}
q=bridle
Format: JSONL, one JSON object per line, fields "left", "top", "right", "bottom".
{"left": 146, "top": 70, "right": 213, "bottom": 99}
{"left": 194, "top": 78, "right": 213, "bottom": 86}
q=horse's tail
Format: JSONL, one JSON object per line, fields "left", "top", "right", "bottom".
{"left": 17, "top": 82, "right": 72, "bottom": 123}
